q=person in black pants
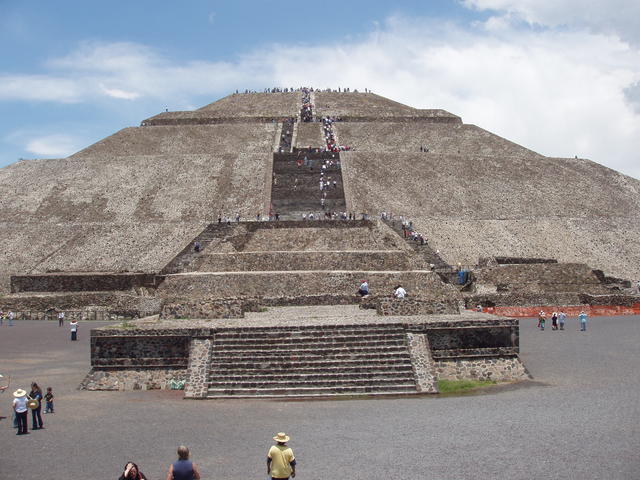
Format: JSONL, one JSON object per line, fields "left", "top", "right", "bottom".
{"left": 29, "top": 382, "right": 43, "bottom": 429}
{"left": 12, "top": 389, "right": 29, "bottom": 435}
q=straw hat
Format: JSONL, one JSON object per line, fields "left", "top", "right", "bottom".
{"left": 13, "top": 388, "right": 27, "bottom": 397}
{"left": 273, "top": 432, "right": 290, "bottom": 443}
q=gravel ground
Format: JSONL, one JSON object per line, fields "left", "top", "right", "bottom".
{"left": 0, "top": 315, "right": 638, "bottom": 480}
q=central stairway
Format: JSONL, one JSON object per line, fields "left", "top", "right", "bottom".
{"left": 206, "top": 323, "right": 419, "bottom": 398}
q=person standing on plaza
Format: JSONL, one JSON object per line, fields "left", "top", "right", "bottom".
{"left": 166, "top": 445, "right": 200, "bottom": 480}
{"left": 58, "top": 311, "right": 65, "bottom": 327}
{"left": 551, "top": 311, "right": 558, "bottom": 331}
{"left": 119, "top": 461, "right": 147, "bottom": 480}
{"left": 558, "top": 310, "right": 567, "bottom": 330}
{"left": 29, "top": 382, "right": 43, "bottom": 429}
{"left": 13, "top": 388, "right": 29, "bottom": 435}
{"left": 579, "top": 311, "right": 588, "bottom": 331}
{"left": 268, "top": 432, "right": 296, "bottom": 480}
{"left": 70, "top": 319, "right": 78, "bottom": 341}
{"left": 44, "top": 387, "right": 54, "bottom": 413}
{"left": 8, "top": 311, "right": 14, "bottom": 326}
{"left": 538, "top": 311, "right": 546, "bottom": 331}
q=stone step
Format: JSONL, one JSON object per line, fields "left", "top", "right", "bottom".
{"left": 214, "top": 325, "right": 405, "bottom": 336}
{"left": 209, "top": 360, "right": 413, "bottom": 371}
{"left": 209, "top": 364, "right": 414, "bottom": 374}
{"left": 209, "top": 371, "right": 416, "bottom": 382}
{"left": 213, "top": 333, "right": 406, "bottom": 344}
{"left": 206, "top": 384, "right": 418, "bottom": 397}
{"left": 207, "top": 377, "right": 416, "bottom": 388}
{"left": 212, "top": 340, "right": 407, "bottom": 351}
{"left": 209, "top": 351, "right": 412, "bottom": 363}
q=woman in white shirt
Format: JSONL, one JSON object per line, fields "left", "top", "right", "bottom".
{"left": 13, "top": 389, "right": 29, "bottom": 435}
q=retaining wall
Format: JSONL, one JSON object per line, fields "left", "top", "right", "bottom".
{"left": 191, "top": 250, "right": 418, "bottom": 272}
{"left": 11, "top": 273, "right": 159, "bottom": 293}
{"left": 157, "top": 270, "right": 456, "bottom": 300}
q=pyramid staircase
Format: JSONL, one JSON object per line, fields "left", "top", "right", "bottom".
{"left": 207, "top": 322, "right": 423, "bottom": 398}
{"left": 271, "top": 151, "right": 346, "bottom": 220}
{"left": 381, "top": 218, "right": 451, "bottom": 271}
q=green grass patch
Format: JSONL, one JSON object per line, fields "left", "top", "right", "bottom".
{"left": 437, "top": 379, "right": 497, "bottom": 395}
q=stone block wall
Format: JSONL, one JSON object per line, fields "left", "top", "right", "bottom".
{"left": 158, "top": 270, "right": 456, "bottom": 301}
{"left": 161, "top": 299, "right": 245, "bottom": 319}
{"left": 191, "top": 251, "right": 416, "bottom": 273}
{"left": 184, "top": 338, "right": 214, "bottom": 398}
{"left": 80, "top": 368, "right": 188, "bottom": 391}
{"left": 11, "top": 273, "right": 159, "bottom": 293}
{"left": 472, "top": 263, "right": 607, "bottom": 294}
{"left": 407, "top": 318, "right": 519, "bottom": 362}
{"left": 406, "top": 333, "right": 438, "bottom": 393}
{"left": 0, "top": 292, "right": 162, "bottom": 317}
{"left": 434, "top": 357, "right": 530, "bottom": 382}
{"left": 375, "top": 297, "right": 460, "bottom": 316}
{"left": 91, "top": 335, "right": 190, "bottom": 367}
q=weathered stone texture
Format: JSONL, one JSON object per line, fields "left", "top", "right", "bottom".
{"left": 72, "top": 124, "right": 278, "bottom": 158}
{"left": 342, "top": 151, "right": 640, "bottom": 280}
{"left": 472, "top": 263, "right": 607, "bottom": 294}
{"left": 0, "top": 151, "right": 271, "bottom": 285}
{"left": 406, "top": 333, "right": 438, "bottom": 393}
{"left": 197, "top": 92, "right": 300, "bottom": 117}
{"left": 184, "top": 338, "right": 213, "bottom": 398}
{"left": 91, "top": 335, "right": 190, "bottom": 367}
{"left": 238, "top": 223, "right": 405, "bottom": 252}
{"left": 335, "top": 122, "right": 538, "bottom": 157}
{"left": 435, "top": 357, "right": 530, "bottom": 382}
{"left": 158, "top": 271, "right": 456, "bottom": 301}
{"left": 162, "top": 299, "right": 245, "bottom": 319}
{"left": 375, "top": 297, "right": 460, "bottom": 316}
{"left": 79, "top": 368, "right": 187, "bottom": 391}
{"left": 0, "top": 291, "right": 161, "bottom": 317}
{"left": 314, "top": 92, "right": 460, "bottom": 121}
{"left": 192, "top": 250, "right": 419, "bottom": 272}
{"left": 11, "top": 273, "right": 159, "bottom": 293}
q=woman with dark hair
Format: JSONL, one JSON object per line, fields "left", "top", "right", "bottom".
{"left": 29, "top": 382, "right": 43, "bottom": 430}
{"left": 119, "top": 462, "right": 147, "bottom": 480}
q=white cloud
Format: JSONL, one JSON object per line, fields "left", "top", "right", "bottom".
{"left": 0, "top": 14, "right": 639, "bottom": 178}
{"left": 25, "top": 134, "right": 82, "bottom": 157}
{"left": 462, "top": 0, "right": 640, "bottom": 44}
{"left": 0, "top": 74, "right": 84, "bottom": 102}
{"left": 99, "top": 84, "right": 140, "bottom": 100}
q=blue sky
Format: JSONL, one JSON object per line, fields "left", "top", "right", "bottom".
{"left": 1, "top": 0, "right": 639, "bottom": 178}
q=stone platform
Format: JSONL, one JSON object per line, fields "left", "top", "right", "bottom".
{"left": 82, "top": 306, "right": 528, "bottom": 398}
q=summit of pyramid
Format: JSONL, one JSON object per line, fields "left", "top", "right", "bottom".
{"left": 142, "top": 91, "right": 460, "bottom": 125}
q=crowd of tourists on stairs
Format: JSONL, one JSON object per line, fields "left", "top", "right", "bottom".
{"left": 301, "top": 88, "right": 313, "bottom": 122}
{"left": 322, "top": 117, "right": 352, "bottom": 152}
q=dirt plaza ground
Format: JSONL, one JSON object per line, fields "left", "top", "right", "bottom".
{"left": 1, "top": 314, "right": 638, "bottom": 480}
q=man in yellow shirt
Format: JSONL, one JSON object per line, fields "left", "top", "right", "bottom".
{"left": 267, "top": 432, "right": 296, "bottom": 480}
